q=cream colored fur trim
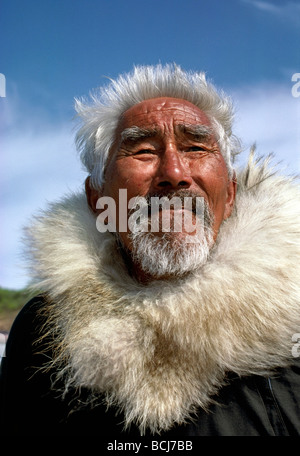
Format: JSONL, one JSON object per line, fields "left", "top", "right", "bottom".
{"left": 24, "top": 152, "right": 300, "bottom": 434}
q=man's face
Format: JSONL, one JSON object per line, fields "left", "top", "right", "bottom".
{"left": 96, "top": 97, "right": 236, "bottom": 251}
{"left": 87, "top": 97, "right": 236, "bottom": 281}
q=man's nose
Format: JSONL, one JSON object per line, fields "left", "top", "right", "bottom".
{"left": 152, "top": 146, "right": 192, "bottom": 191}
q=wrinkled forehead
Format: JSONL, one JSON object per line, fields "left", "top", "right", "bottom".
{"left": 117, "top": 97, "right": 213, "bottom": 132}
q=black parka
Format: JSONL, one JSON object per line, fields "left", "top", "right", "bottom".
{"left": 1, "top": 296, "right": 300, "bottom": 437}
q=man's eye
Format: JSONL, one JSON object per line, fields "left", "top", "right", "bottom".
{"left": 135, "top": 149, "right": 155, "bottom": 155}
{"left": 188, "top": 146, "right": 206, "bottom": 152}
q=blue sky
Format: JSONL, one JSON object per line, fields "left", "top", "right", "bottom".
{"left": 1, "top": 0, "right": 300, "bottom": 289}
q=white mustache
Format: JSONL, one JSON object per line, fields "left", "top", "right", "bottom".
{"left": 129, "top": 191, "right": 214, "bottom": 228}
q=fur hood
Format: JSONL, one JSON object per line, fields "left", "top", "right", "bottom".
{"left": 24, "top": 152, "right": 300, "bottom": 434}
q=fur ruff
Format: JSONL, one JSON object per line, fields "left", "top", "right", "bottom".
{"left": 24, "top": 152, "right": 300, "bottom": 434}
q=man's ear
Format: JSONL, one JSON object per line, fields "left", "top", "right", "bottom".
{"left": 85, "top": 176, "right": 102, "bottom": 214}
{"left": 223, "top": 170, "right": 237, "bottom": 220}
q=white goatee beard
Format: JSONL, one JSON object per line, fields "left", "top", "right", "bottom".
{"left": 128, "top": 198, "right": 215, "bottom": 279}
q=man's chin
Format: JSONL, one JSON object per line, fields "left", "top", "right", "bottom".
{"left": 126, "top": 230, "right": 213, "bottom": 283}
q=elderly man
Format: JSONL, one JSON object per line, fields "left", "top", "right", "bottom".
{"left": 1, "top": 64, "right": 300, "bottom": 436}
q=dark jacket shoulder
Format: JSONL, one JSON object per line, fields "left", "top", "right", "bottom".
{"left": 0, "top": 295, "right": 60, "bottom": 435}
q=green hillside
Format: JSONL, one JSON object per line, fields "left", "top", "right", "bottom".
{"left": 0, "top": 287, "right": 31, "bottom": 332}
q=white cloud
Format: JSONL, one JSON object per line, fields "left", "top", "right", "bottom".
{"left": 231, "top": 82, "right": 300, "bottom": 174}
{"left": 1, "top": 81, "right": 299, "bottom": 290}
{"left": 242, "top": 0, "right": 300, "bottom": 25}
{"left": 1, "top": 112, "right": 86, "bottom": 289}
{"left": 246, "top": 0, "right": 279, "bottom": 13}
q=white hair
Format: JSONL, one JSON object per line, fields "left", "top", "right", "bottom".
{"left": 75, "top": 64, "right": 241, "bottom": 189}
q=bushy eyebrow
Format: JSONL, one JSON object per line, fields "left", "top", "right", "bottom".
{"left": 120, "top": 126, "right": 159, "bottom": 143}
{"left": 176, "top": 124, "right": 213, "bottom": 140}
{"left": 120, "top": 124, "right": 213, "bottom": 144}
